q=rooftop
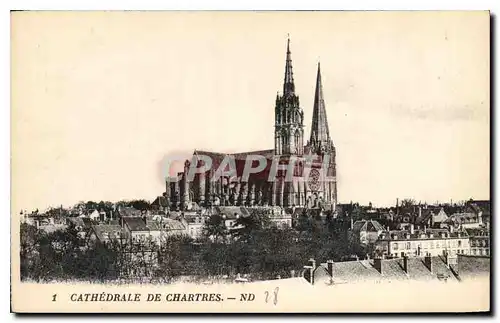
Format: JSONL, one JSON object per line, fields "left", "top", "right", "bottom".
{"left": 91, "top": 224, "right": 125, "bottom": 242}
{"left": 378, "top": 228, "right": 467, "bottom": 241}
{"left": 352, "top": 220, "right": 384, "bottom": 232}
{"left": 308, "top": 255, "right": 485, "bottom": 285}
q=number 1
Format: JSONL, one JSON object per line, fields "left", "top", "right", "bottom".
{"left": 52, "top": 294, "right": 57, "bottom": 302}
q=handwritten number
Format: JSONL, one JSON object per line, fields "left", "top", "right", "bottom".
{"left": 52, "top": 294, "right": 57, "bottom": 302}
{"left": 264, "top": 288, "right": 278, "bottom": 305}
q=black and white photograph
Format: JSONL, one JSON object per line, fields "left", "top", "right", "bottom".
{"left": 10, "top": 10, "right": 491, "bottom": 313}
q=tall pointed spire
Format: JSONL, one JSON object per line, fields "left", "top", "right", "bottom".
{"left": 283, "top": 35, "right": 295, "bottom": 95}
{"left": 309, "top": 62, "right": 331, "bottom": 145}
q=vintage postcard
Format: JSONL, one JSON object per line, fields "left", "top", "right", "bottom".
{"left": 11, "top": 11, "right": 490, "bottom": 313}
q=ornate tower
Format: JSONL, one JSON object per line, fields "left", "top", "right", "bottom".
{"left": 307, "top": 63, "right": 334, "bottom": 154}
{"left": 274, "top": 37, "right": 305, "bottom": 156}
{"left": 306, "top": 62, "right": 337, "bottom": 208}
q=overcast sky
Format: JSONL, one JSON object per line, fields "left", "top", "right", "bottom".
{"left": 12, "top": 11, "right": 490, "bottom": 211}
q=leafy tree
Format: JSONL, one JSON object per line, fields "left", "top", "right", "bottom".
{"left": 97, "top": 201, "right": 114, "bottom": 213}
{"left": 20, "top": 223, "right": 40, "bottom": 280}
{"left": 128, "top": 199, "right": 151, "bottom": 211}
{"left": 202, "top": 214, "right": 227, "bottom": 243}
{"left": 232, "top": 212, "right": 270, "bottom": 242}
{"left": 401, "top": 198, "right": 416, "bottom": 208}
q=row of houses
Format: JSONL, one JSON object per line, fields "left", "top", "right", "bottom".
{"left": 349, "top": 219, "right": 490, "bottom": 259}
{"left": 338, "top": 199, "right": 490, "bottom": 231}
{"left": 55, "top": 205, "right": 293, "bottom": 246}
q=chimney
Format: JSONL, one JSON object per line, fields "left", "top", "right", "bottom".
{"left": 374, "top": 257, "right": 383, "bottom": 275}
{"left": 419, "top": 206, "right": 422, "bottom": 218}
{"left": 443, "top": 250, "right": 449, "bottom": 267}
{"left": 305, "top": 259, "right": 316, "bottom": 285}
{"left": 403, "top": 255, "right": 409, "bottom": 274}
{"left": 303, "top": 265, "right": 314, "bottom": 285}
{"left": 424, "top": 252, "right": 432, "bottom": 273}
{"left": 309, "top": 258, "right": 316, "bottom": 270}
{"left": 443, "top": 251, "right": 457, "bottom": 267}
{"left": 327, "top": 260, "right": 334, "bottom": 277}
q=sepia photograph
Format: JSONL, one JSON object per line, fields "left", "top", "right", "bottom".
{"left": 10, "top": 10, "right": 491, "bottom": 313}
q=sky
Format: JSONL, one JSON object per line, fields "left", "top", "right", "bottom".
{"left": 11, "top": 11, "right": 490, "bottom": 211}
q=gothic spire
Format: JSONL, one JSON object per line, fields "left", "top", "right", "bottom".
{"left": 283, "top": 36, "right": 295, "bottom": 95}
{"left": 309, "top": 62, "right": 331, "bottom": 144}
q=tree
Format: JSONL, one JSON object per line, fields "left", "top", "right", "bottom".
{"left": 401, "top": 198, "right": 416, "bottom": 208}
{"left": 44, "top": 206, "right": 70, "bottom": 219}
{"left": 128, "top": 199, "right": 151, "bottom": 211}
{"left": 20, "top": 223, "right": 41, "bottom": 280}
{"left": 202, "top": 214, "right": 227, "bottom": 243}
{"left": 232, "top": 212, "right": 270, "bottom": 242}
{"left": 97, "top": 201, "right": 114, "bottom": 213}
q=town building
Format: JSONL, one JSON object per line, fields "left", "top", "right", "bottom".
{"left": 179, "top": 213, "right": 205, "bottom": 239}
{"left": 466, "top": 227, "right": 490, "bottom": 256}
{"left": 165, "top": 38, "right": 337, "bottom": 210}
{"left": 374, "top": 226, "right": 470, "bottom": 258}
{"left": 445, "top": 211, "right": 485, "bottom": 229}
{"left": 267, "top": 208, "right": 293, "bottom": 229}
{"left": 157, "top": 217, "right": 187, "bottom": 238}
{"left": 349, "top": 220, "right": 385, "bottom": 246}
{"left": 415, "top": 207, "right": 448, "bottom": 228}
{"left": 87, "top": 224, "right": 125, "bottom": 245}
{"left": 151, "top": 195, "right": 169, "bottom": 213}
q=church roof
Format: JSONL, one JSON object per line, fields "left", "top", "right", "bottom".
{"left": 192, "top": 149, "right": 274, "bottom": 180}
{"left": 231, "top": 149, "right": 274, "bottom": 160}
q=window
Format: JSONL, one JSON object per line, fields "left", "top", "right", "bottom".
{"left": 458, "top": 240, "right": 462, "bottom": 247}
{"left": 406, "top": 242, "right": 411, "bottom": 249}
{"left": 393, "top": 243, "right": 399, "bottom": 250}
{"left": 430, "top": 242, "right": 434, "bottom": 249}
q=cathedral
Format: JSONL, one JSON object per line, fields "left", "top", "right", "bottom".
{"left": 165, "top": 38, "right": 337, "bottom": 211}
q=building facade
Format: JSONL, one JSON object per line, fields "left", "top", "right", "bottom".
{"left": 374, "top": 227, "right": 470, "bottom": 258}
{"left": 165, "top": 38, "right": 337, "bottom": 211}
{"left": 467, "top": 227, "right": 490, "bottom": 256}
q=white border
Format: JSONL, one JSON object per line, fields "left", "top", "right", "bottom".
{"left": 3, "top": 0, "right": 498, "bottom": 321}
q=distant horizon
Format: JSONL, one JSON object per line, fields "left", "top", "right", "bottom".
{"left": 18, "top": 193, "right": 489, "bottom": 214}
